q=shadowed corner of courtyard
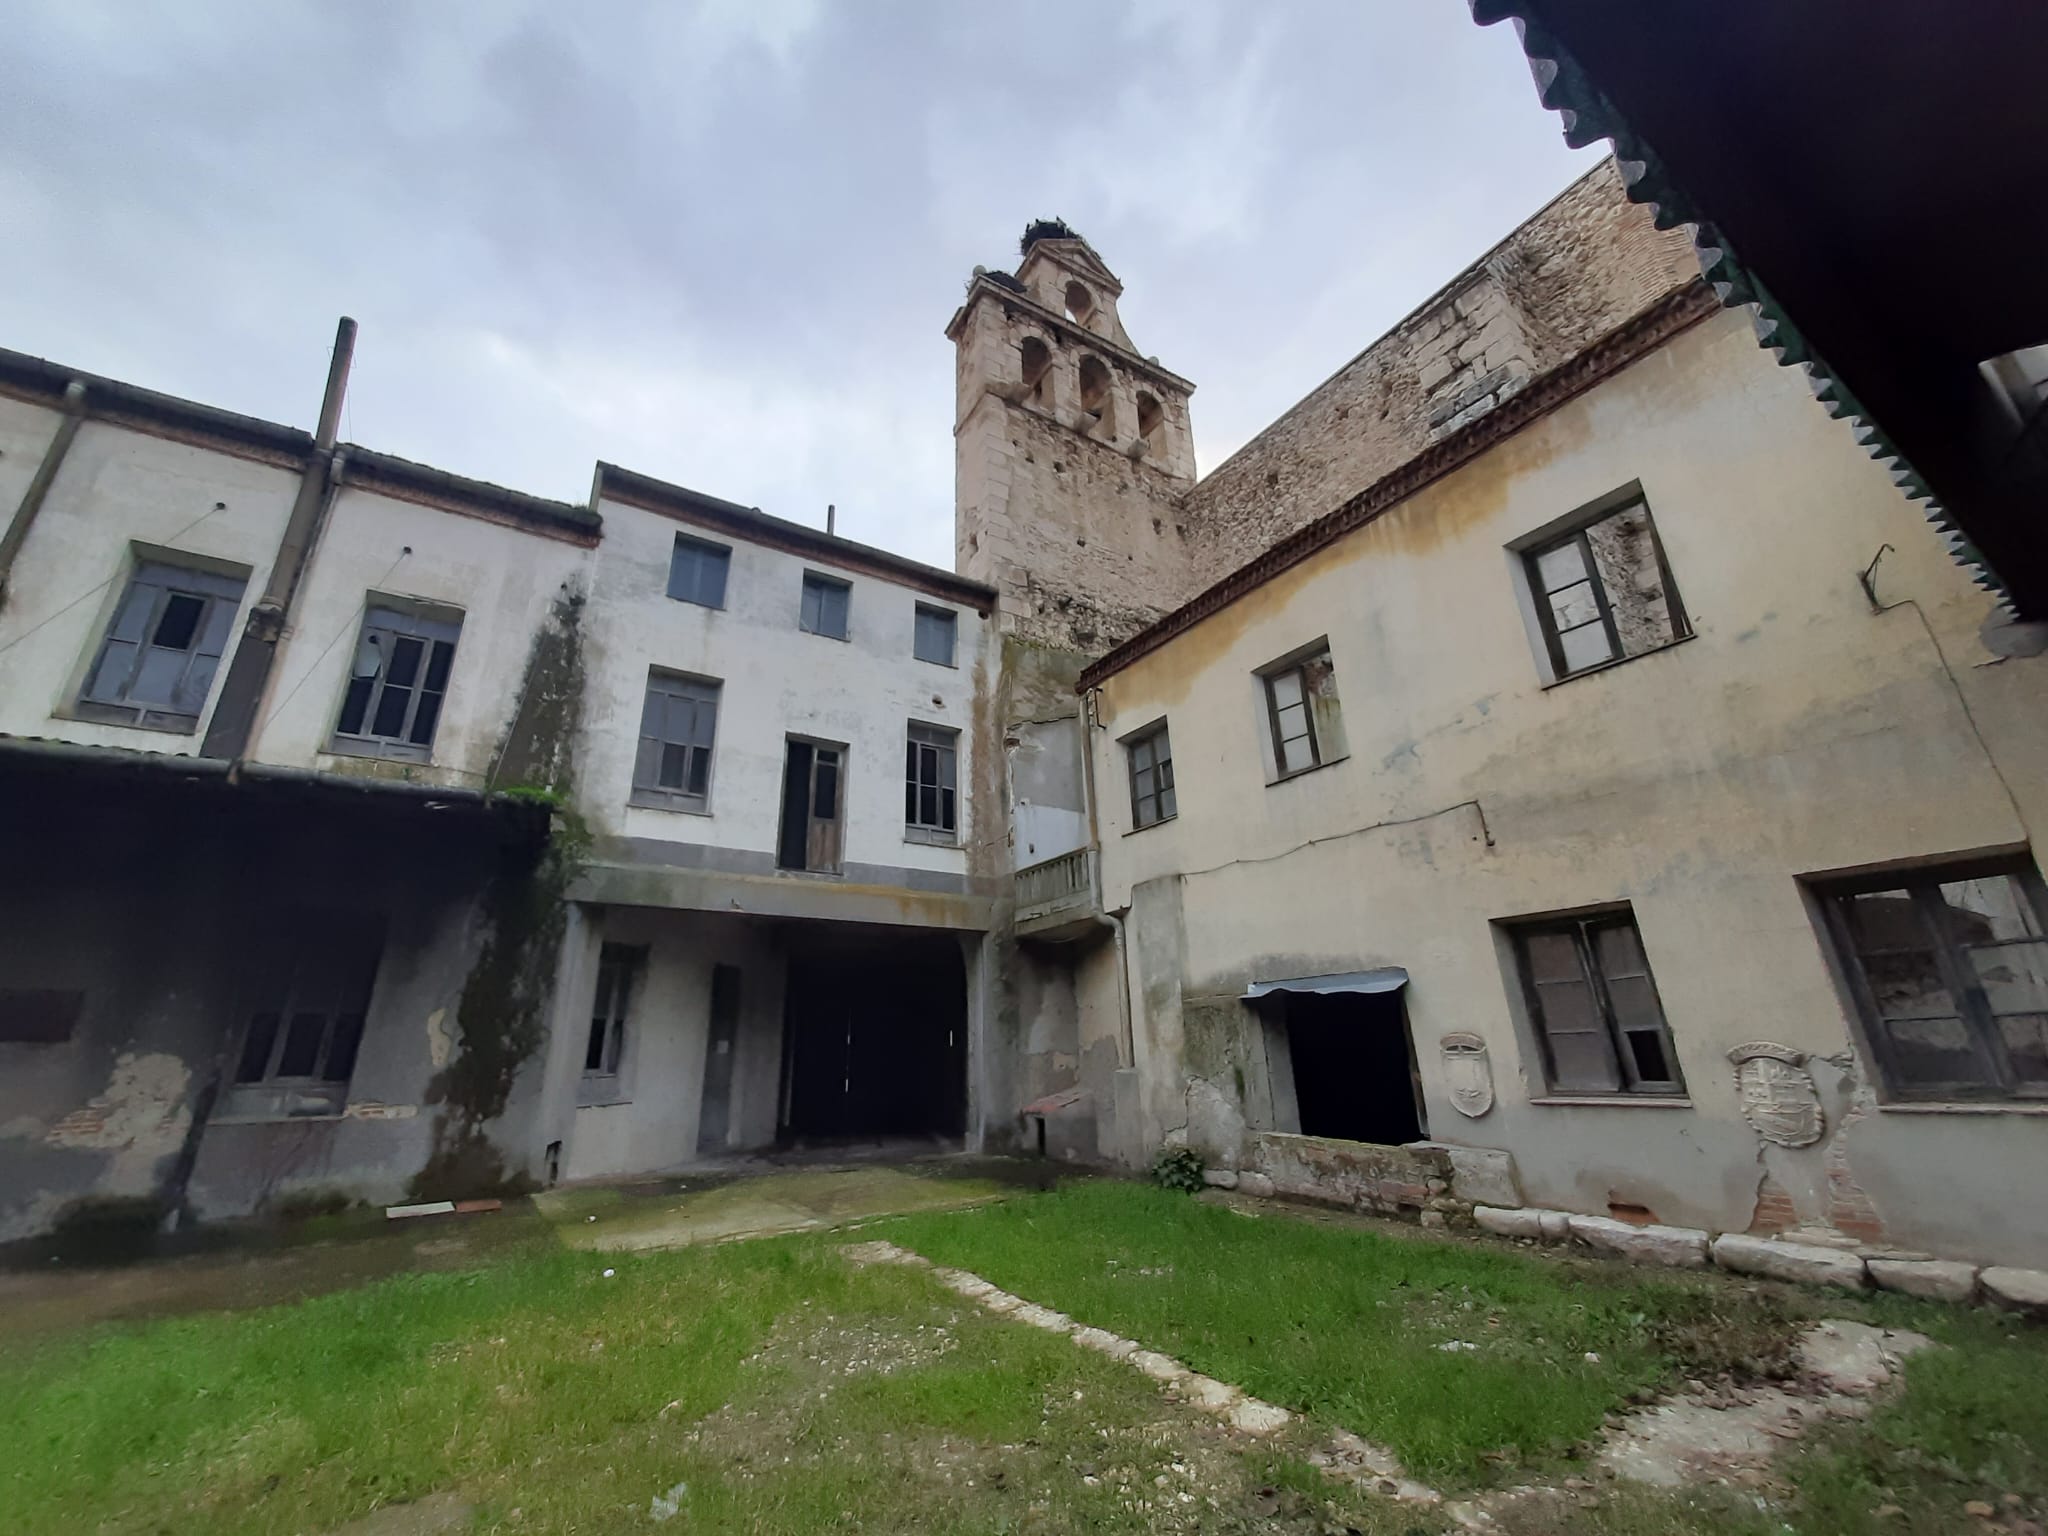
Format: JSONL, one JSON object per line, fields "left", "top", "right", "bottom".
{"left": 1, "top": 1170, "right": 2044, "bottom": 1536}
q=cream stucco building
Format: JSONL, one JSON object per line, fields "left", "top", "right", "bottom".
{"left": 965, "top": 166, "right": 2048, "bottom": 1271}
{"left": 3, "top": 158, "right": 2041, "bottom": 1275}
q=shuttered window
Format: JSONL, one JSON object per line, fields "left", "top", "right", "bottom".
{"left": 1513, "top": 909, "right": 1684, "bottom": 1096}
{"left": 799, "top": 572, "right": 851, "bottom": 639}
{"left": 667, "top": 534, "right": 731, "bottom": 609}
{"left": 77, "top": 560, "right": 246, "bottom": 732}
{"left": 913, "top": 604, "right": 957, "bottom": 666}
{"left": 631, "top": 671, "right": 720, "bottom": 813}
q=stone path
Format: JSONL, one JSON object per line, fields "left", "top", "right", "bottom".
{"left": 843, "top": 1239, "right": 1940, "bottom": 1532}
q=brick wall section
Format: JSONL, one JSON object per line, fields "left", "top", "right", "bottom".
{"left": 1175, "top": 158, "right": 1703, "bottom": 587}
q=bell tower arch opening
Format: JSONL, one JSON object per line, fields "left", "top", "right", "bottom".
{"left": 946, "top": 219, "right": 1200, "bottom": 654}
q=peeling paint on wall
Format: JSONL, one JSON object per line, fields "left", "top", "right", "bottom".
{"left": 44, "top": 1052, "right": 192, "bottom": 1192}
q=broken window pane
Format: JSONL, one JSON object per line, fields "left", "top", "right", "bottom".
{"left": 332, "top": 607, "right": 462, "bottom": 758}
{"left": 2000, "top": 1016, "right": 2048, "bottom": 1084}
{"left": 1517, "top": 911, "right": 1678, "bottom": 1096}
{"left": 1829, "top": 866, "right": 2048, "bottom": 1099}
{"left": 1585, "top": 504, "right": 1678, "bottom": 657}
{"left": 1523, "top": 496, "right": 1684, "bottom": 678}
{"left": 277, "top": 1012, "right": 328, "bottom": 1077}
{"left": 152, "top": 591, "right": 204, "bottom": 651}
{"left": 237, "top": 1012, "right": 281, "bottom": 1083}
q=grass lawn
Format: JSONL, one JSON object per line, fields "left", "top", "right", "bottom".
{"left": 2, "top": 1175, "right": 2043, "bottom": 1535}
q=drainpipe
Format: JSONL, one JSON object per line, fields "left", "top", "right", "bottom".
{"left": 200, "top": 317, "right": 357, "bottom": 761}
{"left": 1078, "top": 686, "right": 1136, "bottom": 1071}
{"left": 0, "top": 379, "right": 90, "bottom": 613}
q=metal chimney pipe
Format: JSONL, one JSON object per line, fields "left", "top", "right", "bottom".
{"left": 827, "top": 503, "right": 836, "bottom": 537}
{"left": 315, "top": 316, "right": 358, "bottom": 449}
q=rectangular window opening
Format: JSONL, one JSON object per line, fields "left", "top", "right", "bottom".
{"left": 1258, "top": 644, "right": 1340, "bottom": 781}
{"left": 223, "top": 911, "right": 383, "bottom": 1118}
{"left": 914, "top": 604, "right": 958, "bottom": 667}
{"left": 329, "top": 603, "right": 462, "bottom": 762}
{"left": 76, "top": 559, "right": 248, "bottom": 733}
{"left": 799, "top": 572, "right": 851, "bottom": 640}
{"left": 1818, "top": 858, "right": 2048, "bottom": 1101}
{"left": 1521, "top": 490, "right": 1687, "bottom": 680}
{"left": 631, "top": 670, "right": 721, "bottom": 814}
{"left": 1510, "top": 907, "right": 1684, "bottom": 1097}
{"left": 583, "top": 944, "right": 644, "bottom": 1084}
{"left": 1126, "top": 720, "right": 1176, "bottom": 830}
{"left": 905, "top": 721, "right": 959, "bottom": 844}
{"left": 667, "top": 534, "right": 731, "bottom": 609}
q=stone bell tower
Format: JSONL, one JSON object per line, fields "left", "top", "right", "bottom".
{"left": 946, "top": 220, "right": 1198, "bottom": 654}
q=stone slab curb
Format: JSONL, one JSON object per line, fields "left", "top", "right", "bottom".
{"left": 1568, "top": 1214, "right": 1709, "bottom": 1268}
{"left": 1465, "top": 1207, "right": 2036, "bottom": 1314}
{"left": 1712, "top": 1233, "right": 1867, "bottom": 1289}
{"left": 1865, "top": 1259, "right": 1978, "bottom": 1304}
{"left": 1982, "top": 1266, "right": 2048, "bottom": 1317}
{"left": 839, "top": 1238, "right": 1443, "bottom": 1510}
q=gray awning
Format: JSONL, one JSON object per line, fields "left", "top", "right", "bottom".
{"left": 1242, "top": 968, "right": 1408, "bottom": 1002}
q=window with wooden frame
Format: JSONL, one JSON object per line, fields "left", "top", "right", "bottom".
{"left": 76, "top": 559, "right": 246, "bottom": 732}
{"left": 667, "top": 533, "right": 731, "bottom": 609}
{"left": 1126, "top": 721, "right": 1175, "bottom": 830}
{"left": 631, "top": 670, "right": 720, "bottom": 813}
{"left": 904, "top": 721, "right": 959, "bottom": 844}
{"left": 330, "top": 604, "right": 462, "bottom": 761}
{"left": 1817, "top": 857, "right": 2048, "bottom": 1102}
{"left": 1520, "top": 488, "right": 1687, "bottom": 680}
{"left": 799, "top": 571, "right": 851, "bottom": 640}
{"left": 1260, "top": 646, "right": 1339, "bottom": 780}
{"left": 913, "top": 603, "right": 957, "bottom": 667}
{"left": 1511, "top": 908, "right": 1685, "bottom": 1096}
{"left": 583, "top": 943, "right": 644, "bottom": 1092}
{"left": 221, "top": 910, "right": 383, "bottom": 1120}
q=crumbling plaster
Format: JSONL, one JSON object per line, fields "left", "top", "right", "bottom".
{"left": 1085, "top": 305, "right": 2048, "bottom": 1267}
{"left": 1175, "top": 158, "right": 1702, "bottom": 589}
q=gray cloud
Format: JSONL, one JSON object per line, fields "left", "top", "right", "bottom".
{"left": 0, "top": 1, "right": 1597, "bottom": 567}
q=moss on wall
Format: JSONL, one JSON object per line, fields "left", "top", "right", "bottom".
{"left": 411, "top": 584, "right": 589, "bottom": 1199}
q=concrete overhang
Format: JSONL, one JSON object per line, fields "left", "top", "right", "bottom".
{"left": 572, "top": 861, "right": 995, "bottom": 933}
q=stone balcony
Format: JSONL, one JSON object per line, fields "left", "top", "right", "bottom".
{"left": 1014, "top": 845, "right": 1102, "bottom": 942}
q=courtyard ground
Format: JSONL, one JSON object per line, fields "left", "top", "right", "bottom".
{"left": 1, "top": 1168, "right": 2042, "bottom": 1534}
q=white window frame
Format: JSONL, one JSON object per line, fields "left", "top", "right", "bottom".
{"left": 904, "top": 720, "right": 960, "bottom": 845}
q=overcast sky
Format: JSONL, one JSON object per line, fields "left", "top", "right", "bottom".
{"left": 0, "top": 2, "right": 1595, "bottom": 569}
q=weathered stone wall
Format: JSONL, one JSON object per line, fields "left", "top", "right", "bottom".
{"left": 950, "top": 260, "right": 1198, "bottom": 656}
{"left": 1177, "top": 158, "right": 1701, "bottom": 586}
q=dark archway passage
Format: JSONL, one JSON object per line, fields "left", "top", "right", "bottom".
{"left": 1285, "top": 991, "right": 1426, "bottom": 1145}
{"left": 779, "top": 929, "right": 968, "bottom": 1142}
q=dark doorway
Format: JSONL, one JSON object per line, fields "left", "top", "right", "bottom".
{"left": 1284, "top": 991, "right": 1425, "bottom": 1145}
{"left": 780, "top": 929, "right": 968, "bottom": 1141}
{"left": 776, "top": 739, "right": 844, "bottom": 874}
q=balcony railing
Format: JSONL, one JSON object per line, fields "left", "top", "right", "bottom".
{"left": 1015, "top": 845, "right": 1101, "bottom": 940}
